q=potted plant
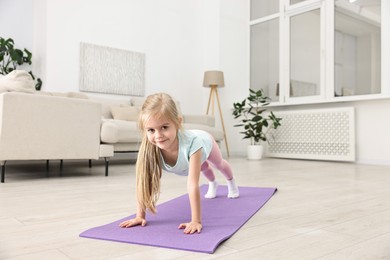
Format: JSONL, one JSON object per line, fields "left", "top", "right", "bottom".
{"left": 0, "top": 37, "right": 42, "bottom": 90}
{"left": 232, "top": 88, "right": 282, "bottom": 160}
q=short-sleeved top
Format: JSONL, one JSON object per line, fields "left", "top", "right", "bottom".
{"left": 161, "top": 129, "right": 213, "bottom": 176}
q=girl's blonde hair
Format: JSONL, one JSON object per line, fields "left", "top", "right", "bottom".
{"left": 136, "top": 93, "right": 182, "bottom": 213}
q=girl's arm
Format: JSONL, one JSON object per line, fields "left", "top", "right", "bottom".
{"left": 119, "top": 200, "right": 147, "bottom": 228}
{"left": 178, "top": 149, "right": 202, "bottom": 234}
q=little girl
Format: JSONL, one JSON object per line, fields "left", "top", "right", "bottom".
{"left": 119, "top": 93, "right": 239, "bottom": 234}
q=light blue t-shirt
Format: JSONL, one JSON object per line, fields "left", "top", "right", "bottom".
{"left": 161, "top": 129, "right": 213, "bottom": 176}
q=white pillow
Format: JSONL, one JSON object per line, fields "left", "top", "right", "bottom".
{"left": 110, "top": 106, "right": 139, "bottom": 121}
{"left": 0, "top": 70, "right": 36, "bottom": 93}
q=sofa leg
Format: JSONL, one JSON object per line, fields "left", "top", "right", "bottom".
{"left": 105, "top": 157, "right": 109, "bottom": 177}
{"left": 46, "top": 160, "right": 50, "bottom": 177}
{"left": 1, "top": 161, "right": 6, "bottom": 183}
{"left": 89, "top": 159, "right": 92, "bottom": 168}
{"left": 60, "top": 159, "right": 63, "bottom": 176}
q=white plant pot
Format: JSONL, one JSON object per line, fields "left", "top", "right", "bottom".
{"left": 247, "top": 145, "right": 264, "bottom": 160}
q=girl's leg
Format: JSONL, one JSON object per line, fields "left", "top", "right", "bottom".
{"left": 201, "top": 161, "right": 218, "bottom": 199}
{"left": 207, "top": 139, "right": 233, "bottom": 180}
{"left": 200, "top": 161, "right": 215, "bottom": 182}
{"left": 206, "top": 139, "right": 239, "bottom": 198}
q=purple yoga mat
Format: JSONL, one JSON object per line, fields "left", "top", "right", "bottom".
{"left": 80, "top": 185, "right": 277, "bottom": 254}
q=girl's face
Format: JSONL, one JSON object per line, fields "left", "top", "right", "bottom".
{"left": 144, "top": 115, "right": 179, "bottom": 151}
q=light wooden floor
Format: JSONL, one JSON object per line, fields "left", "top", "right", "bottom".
{"left": 1, "top": 157, "right": 390, "bottom": 260}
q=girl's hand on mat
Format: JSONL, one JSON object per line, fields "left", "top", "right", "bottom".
{"left": 119, "top": 217, "right": 147, "bottom": 228}
{"left": 178, "top": 221, "right": 202, "bottom": 234}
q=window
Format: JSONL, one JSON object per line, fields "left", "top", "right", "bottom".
{"left": 335, "top": 0, "right": 381, "bottom": 97}
{"left": 250, "top": 19, "right": 279, "bottom": 102}
{"left": 290, "top": 9, "right": 321, "bottom": 99}
{"left": 250, "top": 0, "right": 279, "bottom": 20}
{"left": 250, "top": 0, "right": 385, "bottom": 105}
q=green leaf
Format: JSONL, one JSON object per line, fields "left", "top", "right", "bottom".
{"left": 252, "top": 115, "right": 262, "bottom": 121}
{"left": 10, "top": 49, "right": 24, "bottom": 64}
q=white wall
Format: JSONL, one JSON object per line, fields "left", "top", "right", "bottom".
{"left": 218, "top": 0, "right": 250, "bottom": 157}
{"left": 2, "top": 0, "right": 390, "bottom": 164}
{"left": 39, "top": 0, "right": 213, "bottom": 112}
{"left": 0, "top": 0, "right": 33, "bottom": 50}
{"left": 354, "top": 99, "right": 390, "bottom": 165}
{"left": 0, "top": 0, "right": 34, "bottom": 72}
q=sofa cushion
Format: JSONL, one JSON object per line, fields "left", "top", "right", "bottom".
{"left": 0, "top": 70, "right": 36, "bottom": 93}
{"left": 67, "top": 92, "right": 89, "bottom": 99}
{"left": 90, "top": 98, "right": 131, "bottom": 119}
{"left": 35, "top": 91, "right": 89, "bottom": 99}
{"left": 100, "top": 119, "right": 141, "bottom": 144}
{"left": 110, "top": 106, "right": 139, "bottom": 121}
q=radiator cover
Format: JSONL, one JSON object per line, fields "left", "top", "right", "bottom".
{"left": 267, "top": 107, "right": 355, "bottom": 161}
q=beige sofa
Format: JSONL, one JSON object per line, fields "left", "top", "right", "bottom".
{"left": 95, "top": 96, "right": 224, "bottom": 154}
{"left": 0, "top": 89, "right": 224, "bottom": 182}
{"left": 0, "top": 92, "right": 113, "bottom": 182}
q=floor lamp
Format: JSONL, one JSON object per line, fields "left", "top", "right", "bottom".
{"left": 203, "top": 71, "right": 230, "bottom": 157}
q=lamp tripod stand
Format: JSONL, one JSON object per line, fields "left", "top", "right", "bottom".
{"left": 206, "top": 85, "right": 230, "bottom": 157}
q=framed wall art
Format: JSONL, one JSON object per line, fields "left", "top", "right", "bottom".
{"left": 79, "top": 42, "right": 145, "bottom": 96}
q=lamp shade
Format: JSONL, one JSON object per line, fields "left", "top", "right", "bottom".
{"left": 203, "top": 71, "right": 224, "bottom": 88}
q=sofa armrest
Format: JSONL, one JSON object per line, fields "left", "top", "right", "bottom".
{"left": 183, "top": 114, "right": 215, "bottom": 127}
{"left": 0, "top": 92, "right": 102, "bottom": 161}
